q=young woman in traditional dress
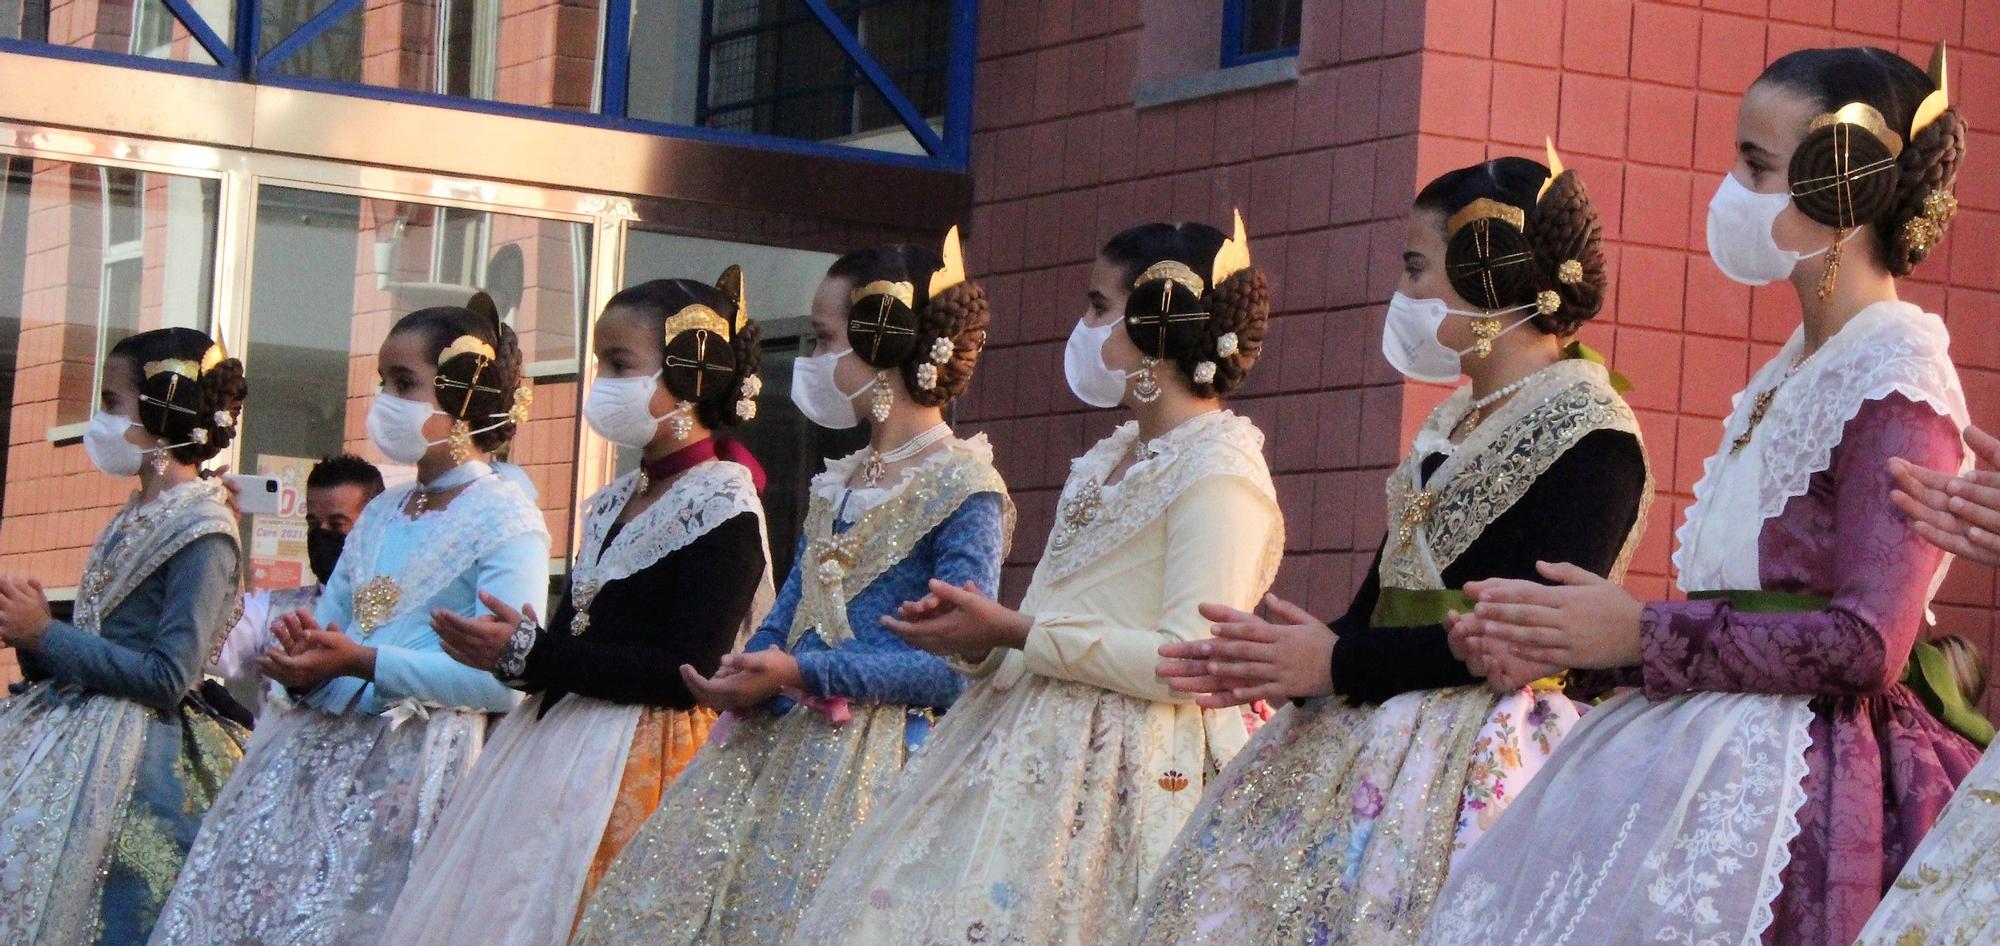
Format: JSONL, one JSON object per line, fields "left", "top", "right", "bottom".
{"left": 569, "top": 230, "right": 1010, "bottom": 946}
{"left": 151, "top": 296, "right": 551, "bottom": 946}
{"left": 1126, "top": 154, "right": 1648, "bottom": 946}
{"left": 376, "top": 271, "right": 772, "bottom": 946}
{"left": 0, "top": 327, "right": 248, "bottom": 945}
{"left": 789, "top": 214, "right": 1283, "bottom": 945}
{"left": 1423, "top": 45, "right": 1980, "bottom": 946}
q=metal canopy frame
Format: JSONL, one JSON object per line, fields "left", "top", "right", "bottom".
{"left": 0, "top": 0, "right": 977, "bottom": 171}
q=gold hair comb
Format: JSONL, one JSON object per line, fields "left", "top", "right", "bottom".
{"left": 929, "top": 226, "right": 967, "bottom": 298}
{"left": 1211, "top": 209, "right": 1252, "bottom": 287}
{"left": 438, "top": 335, "right": 497, "bottom": 365}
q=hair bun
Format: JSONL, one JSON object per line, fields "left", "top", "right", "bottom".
{"left": 1122, "top": 271, "right": 1210, "bottom": 361}
{"left": 1525, "top": 169, "right": 1608, "bottom": 333}
{"left": 902, "top": 279, "right": 988, "bottom": 408}
{"left": 1787, "top": 120, "right": 1903, "bottom": 230}
{"left": 846, "top": 290, "right": 923, "bottom": 370}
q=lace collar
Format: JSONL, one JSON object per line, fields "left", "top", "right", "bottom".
{"left": 576, "top": 461, "right": 764, "bottom": 591}
{"left": 810, "top": 433, "right": 995, "bottom": 516}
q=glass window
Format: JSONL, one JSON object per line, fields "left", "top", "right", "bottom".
{"left": 7, "top": 0, "right": 233, "bottom": 64}
{"left": 234, "top": 187, "right": 592, "bottom": 586}
{"left": 619, "top": 229, "right": 856, "bottom": 579}
{"left": 262, "top": 0, "right": 601, "bottom": 112}
{"left": 0, "top": 158, "right": 219, "bottom": 585}
{"left": 1223, "top": 0, "right": 1301, "bottom": 66}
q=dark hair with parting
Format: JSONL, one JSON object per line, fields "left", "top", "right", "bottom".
{"left": 307, "top": 452, "right": 386, "bottom": 499}
{"left": 603, "top": 269, "right": 763, "bottom": 430}
{"left": 826, "top": 236, "right": 989, "bottom": 408}
{"left": 107, "top": 326, "right": 248, "bottom": 466}
{"left": 1754, "top": 45, "right": 1965, "bottom": 275}
{"left": 1099, "top": 218, "right": 1270, "bottom": 398}
{"left": 1413, "top": 155, "right": 1608, "bottom": 336}
{"left": 387, "top": 292, "right": 525, "bottom": 453}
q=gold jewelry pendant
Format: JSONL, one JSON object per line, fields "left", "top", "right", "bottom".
{"left": 1131, "top": 357, "right": 1162, "bottom": 403}
{"left": 354, "top": 576, "right": 402, "bottom": 640}
{"left": 1817, "top": 228, "right": 1848, "bottom": 301}
{"left": 668, "top": 401, "right": 695, "bottom": 441}
{"left": 1471, "top": 317, "right": 1503, "bottom": 358}
{"left": 869, "top": 371, "right": 895, "bottom": 424}
{"left": 149, "top": 445, "right": 169, "bottom": 476}
{"left": 448, "top": 420, "right": 474, "bottom": 464}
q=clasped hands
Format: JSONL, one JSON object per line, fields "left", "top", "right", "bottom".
{"left": 1155, "top": 561, "right": 1646, "bottom": 705}
{"left": 258, "top": 609, "right": 373, "bottom": 691}
{"left": 0, "top": 576, "right": 52, "bottom": 651}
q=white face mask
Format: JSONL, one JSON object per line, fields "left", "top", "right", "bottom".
{"left": 366, "top": 392, "right": 447, "bottom": 464}
{"left": 1704, "top": 172, "right": 1845, "bottom": 286}
{"left": 82, "top": 410, "right": 146, "bottom": 478}
{"left": 1063, "top": 316, "right": 1132, "bottom": 409}
{"left": 584, "top": 371, "right": 668, "bottom": 448}
{"left": 789, "top": 347, "right": 873, "bottom": 430}
{"left": 1379, "top": 291, "right": 1536, "bottom": 384}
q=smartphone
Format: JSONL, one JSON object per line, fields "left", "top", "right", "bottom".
{"left": 224, "top": 474, "right": 283, "bottom": 515}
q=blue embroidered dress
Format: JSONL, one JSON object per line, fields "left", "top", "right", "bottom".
{"left": 571, "top": 435, "right": 1011, "bottom": 946}
{"left": 0, "top": 479, "right": 245, "bottom": 946}
{"left": 150, "top": 462, "right": 549, "bottom": 946}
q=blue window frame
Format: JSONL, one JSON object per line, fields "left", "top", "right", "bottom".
{"left": 0, "top": 0, "right": 979, "bottom": 171}
{"left": 1220, "top": 0, "right": 1300, "bottom": 68}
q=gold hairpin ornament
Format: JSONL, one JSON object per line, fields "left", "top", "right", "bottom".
{"left": 1446, "top": 198, "right": 1526, "bottom": 237}
{"left": 1911, "top": 43, "right": 1950, "bottom": 138}
{"left": 143, "top": 358, "right": 202, "bottom": 382}
{"left": 929, "top": 225, "right": 967, "bottom": 298}
{"left": 1133, "top": 260, "right": 1205, "bottom": 295}
{"left": 715, "top": 264, "right": 749, "bottom": 330}
{"left": 439, "top": 335, "right": 497, "bottom": 365}
{"left": 1211, "top": 209, "right": 1252, "bottom": 287}
{"left": 851, "top": 280, "right": 916, "bottom": 308}
{"left": 1538, "top": 137, "right": 1564, "bottom": 203}
{"left": 662, "top": 304, "right": 732, "bottom": 345}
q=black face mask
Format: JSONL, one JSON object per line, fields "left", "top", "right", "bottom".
{"left": 306, "top": 527, "right": 346, "bottom": 586}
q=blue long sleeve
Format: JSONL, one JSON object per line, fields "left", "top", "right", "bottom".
{"left": 740, "top": 533, "right": 807, "bottom": 659}
{"left": 792, "top": 491, "right": 1006, "bottom": 709}
{"left": 38, "top": 533, "right": 239, "bottom": 711}
{"left": 370, "top": 531, "right": 547, "bottom": 713}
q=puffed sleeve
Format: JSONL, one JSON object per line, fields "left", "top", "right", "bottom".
{"left": 39, "top": 533, "right": 239, "bottom": 711}
{"left": 371, "top": 529, "right": 548, "bottom": 712}
{"left": 1639, "top": 395, "right": 1958, "bottom": 698}
{"left": 1020, "top": 474, "right": 1279, "bottom": 703}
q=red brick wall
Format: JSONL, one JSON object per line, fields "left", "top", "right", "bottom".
{"left": 961, "top": 0, "right": 2000, "bottom": 711}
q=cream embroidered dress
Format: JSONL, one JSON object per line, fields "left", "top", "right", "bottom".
{"left": 1856, "top": 745, "right": 2000, "bottom": 945}
{"left": 570, "top": 437, "right": 1011, "bottom": 946}
{"left": 1126, "top": 360, "right": 1647, "bottom": 946}
{"left": 789, "top": 409, "right": 1284, "bottom": 946}
{"left": 150, "top": 463, "right": 550, "bottom": 946}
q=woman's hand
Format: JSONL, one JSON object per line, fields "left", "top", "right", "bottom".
{"left": 1462, "top": 561, "right": 1642, "bottom": 670}
{"left": 0, "top": 577, "right": 53, "bottom": 651}
{"left": 431, "top": 591, "right": 533, "bottom": 671}
{"left": 258, "top": 623, "right": 372, "bottom": 690}
{"left": 1156, "top": 594, "right": 1335, "bottom": 709}
{"left": 880, "top": 579, "right": 1031, "bottom": 661}
{"left": 680, "top": 647, "right": 802, "bottom": 711}
{"left": 1890, "top": 424, "right": 2000, "bottom": 566}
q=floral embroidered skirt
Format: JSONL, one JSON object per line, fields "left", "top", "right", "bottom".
{"left": 1855, "top": 738, "right": 2000, "bottom": 946}
{"left": 377, "top": 695, "right": 714, "bottom": 946}
{"left": 1129, "top": 684, "right": 1580, "bottom": 946}
{"left": 570, "top": 701, "right": 918, "bottom": 946}
{"left": 0, "top": 683, "right": 245, "bottom": 946}
{"left": 790, "top": 673, "right": 1240, "bottom": 946}
{"left": 150, "top": 703, "right": 485, "bottom": 946}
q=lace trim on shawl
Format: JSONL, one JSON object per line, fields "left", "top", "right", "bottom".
{"left": 573, "top": 461, "right": 764, "bottom": 615}
{"left": 336, "top": 473, "right": 550, "bottom": 630}
{"left": 1383, "top": 360, "right": 1647, "bottom": 590}
{"left": 74, "top": 478, "right": 239, "bottom": 635}
{"left": 1674, "top": 301, "right": 1970, "bottom": 581}
{"left": 1040, "top": 410, "right": 1280, "bottom": 587}
{"left": 788, "top": 450, "right": 1013, "bottom": 648}
{"left": 809, "top": 434, "right": 997, "bottom": 514}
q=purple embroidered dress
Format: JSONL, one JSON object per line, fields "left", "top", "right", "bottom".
{"left": 1419, "top": 301, "right": 1978, "bottom": 946}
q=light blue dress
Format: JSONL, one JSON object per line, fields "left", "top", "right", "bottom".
{"left": 150, "top": 462, "right": 549, "bottom": 946}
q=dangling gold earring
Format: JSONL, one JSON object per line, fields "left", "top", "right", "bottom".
{"left": 1817, "top": 228, "right": 1848, "bottom": 301}
{"left": 870, "top": 371, "right": 895, "bottom": 424}
{"left": 448, "top": 420, "right": 474, "bottom": 464}
{"left": 1132, "top": 357, "right": 1162, "bottom": 403}
{"left": 668, "top": 401, "right": 695, "bottom": 441}
{"left": 1471, "top": 317, "right": 1503, "bottom": 358}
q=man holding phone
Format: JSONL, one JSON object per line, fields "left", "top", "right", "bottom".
{"left": 209, "top": 454, "right": 384, "bottom": 718}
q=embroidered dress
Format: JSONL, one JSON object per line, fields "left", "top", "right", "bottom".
{"left": 150, "top": 462, "right": 550, "bottom": 946}
{"left": 790, "top": 410, "right": 1284, "bottom": 946}
{"left": 1126, "top": 360, "right": 1648, "bottom": 946}
{"left": 0, "top": 479, "right": 245, "bottom": 946}
{"left": 570, "top": 436, "right": 1011, "bottom": 946}
{"left": 1856, "top": 743, "right": 2000, "bottom": 945}
{"left": 1419, "top": 301, "right": 1981, "bottom": 946}
{"left": 378, "top": 458, "right": 772, "bottom": 946}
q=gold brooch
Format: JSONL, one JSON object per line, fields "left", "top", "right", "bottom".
{"left": 354, "top": 576, "right": 402, "bottom": 639}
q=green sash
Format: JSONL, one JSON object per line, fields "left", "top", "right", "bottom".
{"left": 1691, "top": 589, "right": 1993, "bottom": 747}
{"left": 1369, "top": 587, "right": 1476, "bottom": 628}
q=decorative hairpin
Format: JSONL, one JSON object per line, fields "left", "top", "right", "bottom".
{"left": 662, "top": 304, "right": 733, "bottom": 345}
{"left": 1538, "top": 138, "right": 1564, "bottom": 203}
{"left": 1446, "top": 198, "right": 1526, "bottom": 236}
{"left": 929, "top": 226, "right": 967, "bottom": 299}
{"left": 1903, "top": 44, "right": 1957, "bottom": 260}
{"left": 438, "top": 335, "right": 496, "bottom": 366}
{"left": 1134, "top": 260, "right": 1205, "bottom": 295}
{"left": 1211, "top": 210, "right": 1252, "bottom": 288}
{"left": 716, "top": 265, "right": 749, "bottom": 331}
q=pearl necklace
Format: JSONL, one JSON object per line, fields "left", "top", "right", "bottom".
{"left": 859, "top": 423, "right": 951, "bottom": 487}
{"left": 1456, "top": 370, "right": 1540, "bottom": 435}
